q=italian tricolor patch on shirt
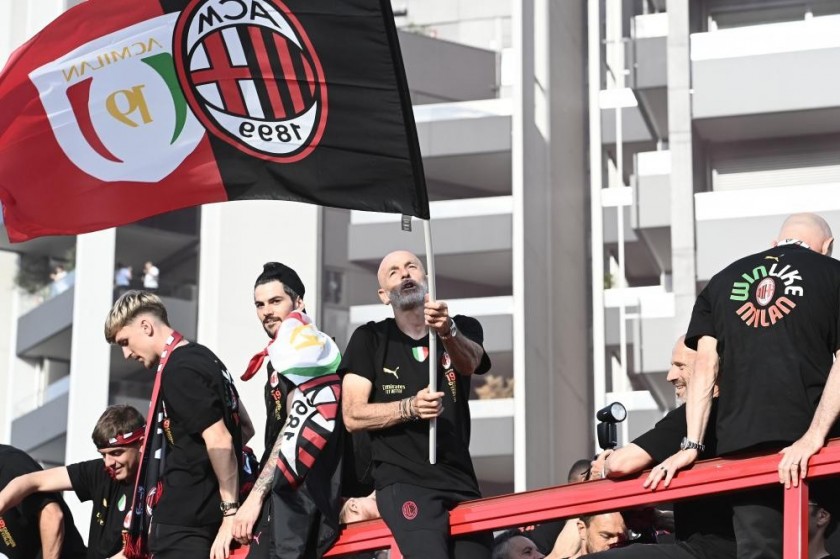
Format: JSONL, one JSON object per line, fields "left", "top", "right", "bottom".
{"left": 412, "top": 347, "right": 429, "bottom": 362}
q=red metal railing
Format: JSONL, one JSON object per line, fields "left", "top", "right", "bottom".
{"left": 325, "top": 439, "right": 840, "bottom": 558}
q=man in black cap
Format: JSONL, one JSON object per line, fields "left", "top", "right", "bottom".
{"left": 233, "top": 262, "right": 343, "bottom": 558}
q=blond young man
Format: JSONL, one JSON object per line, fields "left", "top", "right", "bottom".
{"left": 105, "top": 291, "right": 251, "bottom": 559}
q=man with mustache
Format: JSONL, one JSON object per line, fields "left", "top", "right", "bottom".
{"left": 234, "top": 262, "right": 344, "bottom": 558}
{"left": 0, "top": 405, "right": 144, "bottom": 559}
{"left": 339, "top": 250, "right": 493, "bottom": 559}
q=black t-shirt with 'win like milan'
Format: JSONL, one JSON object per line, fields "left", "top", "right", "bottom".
{"left": 686, "top": 244, "right": 840, "bottom": 454}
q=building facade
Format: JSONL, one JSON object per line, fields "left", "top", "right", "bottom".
{"left": 2, "top": 0, "right": 839, "bottom": 543}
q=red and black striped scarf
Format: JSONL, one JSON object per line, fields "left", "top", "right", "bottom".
{"left": 122, "top": 332, "right": 183, "bottom": 559}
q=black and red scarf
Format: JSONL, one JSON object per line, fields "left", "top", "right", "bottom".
{"left": 122, "top": 332, "right": 183, "bottom": 559}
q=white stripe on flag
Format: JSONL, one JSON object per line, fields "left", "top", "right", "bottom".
{"left": 239, "top": 80, "right": 265, "bottom": 119}
{"left": 222, "top": 27, "right": 248, "bottom": 66}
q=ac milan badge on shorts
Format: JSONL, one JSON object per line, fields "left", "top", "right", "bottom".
{"left": 402, "top": 500, "right": 418, "bottom": 520}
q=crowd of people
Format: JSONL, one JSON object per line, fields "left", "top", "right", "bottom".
{"left": 1, "top": 212, "right": 840, "bottom": 559}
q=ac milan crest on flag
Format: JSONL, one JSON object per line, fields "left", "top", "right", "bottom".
{"left": 0, "top": 0, "right": 428, "bottom": 242}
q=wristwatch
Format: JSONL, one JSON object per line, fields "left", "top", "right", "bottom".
{"left": 680, "top": 437, "right": 705, "bottom": 453}
{"left": 439, "top": 318, "right": 458, "bottom": 340}
{"left": 219, "top": 500, "right": 240, "bottom": 513}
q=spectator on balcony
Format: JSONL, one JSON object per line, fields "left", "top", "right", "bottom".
{"left": 0, "top": 405, "right": 145, "bottom": 559}
{"left": 493, "top": 530, "right": 546, "bottom": 559}
{"left": 584, "top": 337, "right": 733, "bottom": 559}
{"left": 646, "top": 213, "right": 840, "bottom": 559}
{"left": 143, "top": 261, "right": 160, "bottom": 291}
{"left": 114, "top": 262, "right": 132, "bottom": 292}
{"left": 49, "top": 264, "right": 70, "bottom": 296}
{"left": 105, "top": 290, "right": 250, "bottom": 559}
{"left": 0, "top": 444, "right": 87, "bottom": 559}
{"left": 234, "top": 262, "right": 344, "bottom": 558}
{"left": 340, "top": 249, "right": 493, "bottom": 559}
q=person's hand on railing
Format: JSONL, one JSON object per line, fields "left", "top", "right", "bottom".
{"left": 778, "top": 432, "right": 824, "bottom": 489}
{"left": 642, "top": 448, "right": 698, "bottom": 490}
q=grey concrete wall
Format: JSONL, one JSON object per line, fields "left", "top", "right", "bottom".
{"left": 693, "top": 48, "right": 840, "bottom": 119}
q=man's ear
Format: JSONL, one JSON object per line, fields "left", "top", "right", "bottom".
{"left": 139, "top": 317, "right": 155, "bottom": 336}
{"left": 295, "top": 297, "right": 305, "bottom": 311}
{"left": 822, "top": 237, "right": 834, "bottom": 257}
{"left": 377, "top": 288, "right": 390, "bottom": 305}
{"left": 817, "top": 507, "right": 831, "bottom": 529}
{"left": 577, "top": 520, "right": 586, "bottom": 541}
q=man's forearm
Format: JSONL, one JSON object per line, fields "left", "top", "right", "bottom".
{"left": 0, "top": 469, "right": 72, "bottom": 515}
{"left": 605, "top": 444, "right": 654, "bottom": 478}
{"left": 344, "top": 399, "right": 414, "bottom": 432}
{"left": 204, "top": 423, "right": 240, "bottom": 504}
{"left": 250, "top": 427, "right": 285, "bottom": 502}
{"left": 38, "top": 502, "right": 64, "bottom": 559}
{"left": 441, "top": 334, "right": 484, "bottom": 376}
{"left": 685, "top": 339, "right": 718, "bottom": 444}
{"left": 802, "top": 354, "right": 840, "bottom": 443}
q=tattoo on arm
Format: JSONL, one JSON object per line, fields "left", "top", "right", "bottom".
{"left": 253, "top": 429, "right": 285, "bottom": 499}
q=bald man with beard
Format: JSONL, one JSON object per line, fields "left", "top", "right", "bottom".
{"left": 339, "top": 250, "right": 493, "bottom": 559}
{"left": 646, "top": 213, "right": 840, "bottom": 559}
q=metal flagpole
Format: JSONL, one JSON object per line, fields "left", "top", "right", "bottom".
{"left": 423, "top": 218, "right": 437, "bottom": 464}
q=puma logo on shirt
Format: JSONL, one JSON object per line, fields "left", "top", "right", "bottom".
{"left": 383, "top": 366, "right": 400, "bottom": 379}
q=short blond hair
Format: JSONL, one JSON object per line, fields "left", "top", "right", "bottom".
{"left": 104, "top": 290, "right": 169, "bottom": 343}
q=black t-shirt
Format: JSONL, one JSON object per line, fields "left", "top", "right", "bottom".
{"left": 632, "top": 400, "right": 735, "bottom": 558}
{"left": 686, "top": 244, "right": 840, "bottom": 454}
{"left": 0, "top": 445, "right": 86, "bottom": 559}
{"left": 260, "top": 363, "right": 295, "bottom": 469}
{"left": 155, "top": 343, "right": 243, "bottom": 527}
{"left": 338, "top": 315, "right": 490, "bottom": 495}
{"left": 66, "top": 459, "right": 134, "bottom": 559}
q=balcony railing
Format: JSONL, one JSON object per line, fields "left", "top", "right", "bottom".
{"left": 323, "top": 440, "right": 840, "bottom": 558}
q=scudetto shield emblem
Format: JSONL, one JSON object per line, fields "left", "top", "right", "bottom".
{"left": 29, "top": 13, "right": 204, "bottom": 182}
{"left": 174, "top": 0, "right": 328, "bottom": 163}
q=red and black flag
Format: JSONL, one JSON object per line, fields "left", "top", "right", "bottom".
{"left": 0, "top": 0, "right": 428, "bottom": 242}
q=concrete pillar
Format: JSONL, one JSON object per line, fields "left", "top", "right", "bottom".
{"left": 513, "top": 0, "right": 591, "bottom": 491}
{"left": 65, "top": 228, "right": 117, "bottom": 537}
{"left": 198, "top": 201, "right": 321, "bottom": 458}
{"left": 668, "top": 1, "right": 697, "bottom": 334}
{"left": 0, "top": 251, "right": 18, "bottom": 442}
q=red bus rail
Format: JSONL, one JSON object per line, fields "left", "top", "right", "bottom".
{"left": 325, "top": 439, "right": 840, "bottom": 558}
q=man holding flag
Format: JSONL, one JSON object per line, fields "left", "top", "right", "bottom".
{"left": 235, "top": 262, "right": 344, "bottom": 558}
{"left": 339, "top": 250, "right": 493, "bottom": 559}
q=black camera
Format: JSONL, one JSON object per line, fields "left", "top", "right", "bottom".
{"left": 596, "top": 402, "right": 627, "bottom": 450}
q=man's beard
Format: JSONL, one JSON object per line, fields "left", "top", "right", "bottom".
{"left": 389, "top": 278, "right": 428, "bottom": 310}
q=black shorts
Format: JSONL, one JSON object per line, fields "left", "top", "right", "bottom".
{"left": 376, "top": 482, "right": 491, "bottom": 559}
{"left": 149, "top": 522, "right": 217, "bottom": 559}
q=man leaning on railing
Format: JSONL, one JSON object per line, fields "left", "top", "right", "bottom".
{"left": 645, "top": 213, "right": 840, "bottom": 559}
